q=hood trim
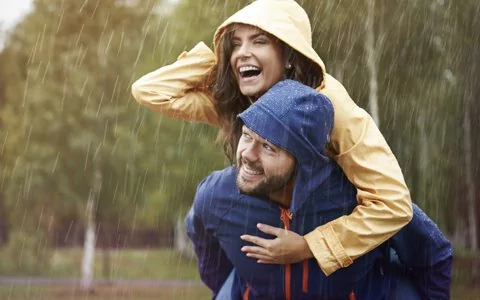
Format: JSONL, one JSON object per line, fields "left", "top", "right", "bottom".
{"left": 213, "top": 0, "right": 326, "bottom": 80}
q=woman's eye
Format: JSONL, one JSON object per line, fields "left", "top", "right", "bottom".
{"left": 254, "top": 39, "right": 267, "bottom": 45}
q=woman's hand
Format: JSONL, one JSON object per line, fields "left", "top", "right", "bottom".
{"left": 240, "top": 223, "right": 313, "bottom": 264}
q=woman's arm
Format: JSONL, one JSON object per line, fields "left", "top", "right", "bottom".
{"left": 304, "top": 74, "right": 413, "bottom": 276}
{"left": 131, "top": 42, "right": 219, "bottom": 125}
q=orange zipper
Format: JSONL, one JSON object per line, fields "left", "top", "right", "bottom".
{"left": 280, "top": 208, "right": 292, "bottom": 300}
{"left": 243, "top": 284, "right": 250, "bottom": 300}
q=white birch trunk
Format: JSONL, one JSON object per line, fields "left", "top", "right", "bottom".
{"left": 81, "top": 198, "right": 95, "bottom": 292}
{"left": 174, "top": 214, "right": 194, "bottom": 258}
{"left": 81, "top": 164, "right": 101, "bottom": 292}
{"left": 365, "top": 0, "right": 380, "bottom": 127}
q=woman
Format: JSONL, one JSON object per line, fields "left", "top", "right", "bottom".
{"left": 132, "top": 0, "right": 412, "bottom": 277}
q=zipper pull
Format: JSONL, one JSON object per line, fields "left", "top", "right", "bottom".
{"left": 349, "top": 290, "right": 356, "bottom": 300}
{"left": 279, "top": 208, "right": 292, "bottom": 230}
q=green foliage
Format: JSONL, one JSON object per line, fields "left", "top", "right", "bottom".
{"left": 1, "top": 230, "right": 52, "bottom": 275}
{"left": 0, "top": 0, "right": 163, "bottom": 235}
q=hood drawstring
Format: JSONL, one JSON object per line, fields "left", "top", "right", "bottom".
{"left": 280, "top": 207, "right": 292, "bottom": 300}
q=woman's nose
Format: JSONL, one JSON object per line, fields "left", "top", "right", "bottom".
{"left": 237, "top": 43, "right": 252, "bottom": 58}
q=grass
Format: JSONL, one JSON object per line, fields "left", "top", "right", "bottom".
{"left": 0, "top": 247, "right": 479, "bottom": 299}
{"left": 0, "top": 247, "right": 210, "bottom": 299}
{"left": 452, "top": 284, "right": 480, "bottom": 300}
{"left": 1, "top": 247, "right": 201, "bottom": 280}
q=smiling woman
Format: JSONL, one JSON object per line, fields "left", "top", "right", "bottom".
{"left": 215, "top": 23, "right": 322, "bottom": 161}
{"left": 229, "top": 25, "right": 286, "bottom": 98}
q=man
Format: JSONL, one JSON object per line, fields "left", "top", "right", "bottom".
{"left": 186, "top": 80, "right": 452, "bottom": 299}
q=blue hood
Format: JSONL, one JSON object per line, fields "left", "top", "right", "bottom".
{"left": 238, "top": 80, "right": 334, "bottom": 212}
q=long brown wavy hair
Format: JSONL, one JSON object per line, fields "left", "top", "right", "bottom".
{"left": 212, "top": 25, "right": 324, "bottom": 163}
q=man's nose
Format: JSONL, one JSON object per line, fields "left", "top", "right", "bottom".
{"left": 242, "top": 144, "right": 258, "bottom": 162}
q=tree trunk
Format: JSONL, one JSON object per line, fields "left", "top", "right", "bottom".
{"left": 364, "top": 0, "right": 380, "bottom": 126}
{"left": 81, "top": 162, "right": 102, "bottom": 293}
{"left": 463, "top": 96, "right": 478, "bottom": 286}
{"left": 81, "top": 196, "right": 96, "bottom": 293}
{"left": 416, "top": 112, "right": 429, "bottom": 209}
{"left": 0, "top": 192, "right": 9, "bottom": 245}
{"left": 174, "top": 213, "right": 194, "bottom": 258}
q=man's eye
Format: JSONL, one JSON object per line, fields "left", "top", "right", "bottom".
{"left": 263, "top": 144, "right": 274, "bottom": 152}
{"left": 242, "top": 132, "right": 251, "bottom": 140}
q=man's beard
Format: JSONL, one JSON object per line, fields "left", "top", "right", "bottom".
{"left": 236, "top": 161, "right": 295, "bottom": 196}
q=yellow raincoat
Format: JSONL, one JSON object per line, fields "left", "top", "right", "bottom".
{"left": 131, "top": 0, "right": 412, "bottom": 276}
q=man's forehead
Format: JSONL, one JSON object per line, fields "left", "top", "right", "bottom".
{"left": 241, "top": 125, "right": 296, "bottom": 161}
{"left": 243, "top": 126, "right": 276, "bottom": 147}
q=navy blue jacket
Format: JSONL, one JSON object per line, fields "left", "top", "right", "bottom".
{"left": 186, "top": 80, "right": 452, "bottom": 299}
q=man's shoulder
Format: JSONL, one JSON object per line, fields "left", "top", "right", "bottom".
{"left": 194, "top": 166, "right": 237, "bottom": 203}
{"left": 200, "top": 165, "right": 236, "bottom": 188}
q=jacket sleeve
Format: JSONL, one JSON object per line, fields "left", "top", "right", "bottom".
{"left": 390, "top": 204, "right": 453, "bottom": 299}
{"left": 186, "top": 182, "right": 233, "bottom": 298}
{"left": 131, "top": 42, "right": 219, "bottom": 126}
{"left": 304, "top": 74, "right": 413, "bottom": 276}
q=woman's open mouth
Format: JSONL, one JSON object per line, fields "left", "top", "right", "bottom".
{"left": 238, "top": 65, "right": 262, "bottom": 82}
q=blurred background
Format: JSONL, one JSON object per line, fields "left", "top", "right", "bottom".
{"left": 0, "top": 0, "right": 478, "bottom": 299}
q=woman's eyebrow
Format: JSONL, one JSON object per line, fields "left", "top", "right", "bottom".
{"left": 250, "top": 33, "right": 268, "bottom": 40}
{"left": 232, "top": 33, "right": 269, "bottom": 41}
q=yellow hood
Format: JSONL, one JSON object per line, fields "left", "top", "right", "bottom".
{"left": 213, "top": 0, "right": 326, "bottom": 78}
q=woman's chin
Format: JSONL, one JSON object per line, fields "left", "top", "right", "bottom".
{"left": 240, "top": 87, "right": 266, "bottom": 98}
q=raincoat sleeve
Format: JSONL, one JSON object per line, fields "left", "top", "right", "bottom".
{"left": 186, "top": 181, "right": 233, "bottom": 298}
{"left": 390, "top": 204, "right": 453, "bottom": 299}
{"left": 304, "top": 74, "right": 413, "bottom": 276}
{"left": 131, "top": 42, "right": 219, "bottom": 126}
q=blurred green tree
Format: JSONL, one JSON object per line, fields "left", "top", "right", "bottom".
{"left": 0, "top": 0, "right": 162, "bottom": 291}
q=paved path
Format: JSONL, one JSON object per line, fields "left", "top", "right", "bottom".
{"left": 0, "top": 277, "right": 203, "bottom": 287}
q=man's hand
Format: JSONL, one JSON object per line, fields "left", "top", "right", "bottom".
{"left": 240, "top": 223, "right": 313, "bottom": 264}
